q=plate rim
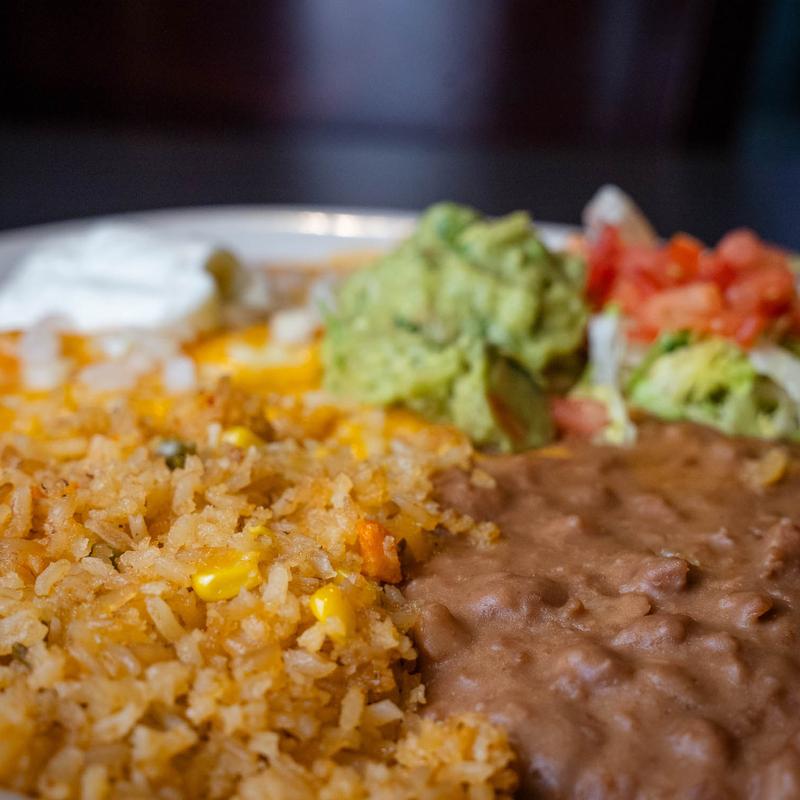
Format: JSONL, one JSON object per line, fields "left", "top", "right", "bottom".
{"left": 0, "top": 203, "right": 577, "bottom": 247}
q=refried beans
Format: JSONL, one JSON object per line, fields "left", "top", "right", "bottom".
{"left": 405, "top": 421, "right": 800, "bottom": 799}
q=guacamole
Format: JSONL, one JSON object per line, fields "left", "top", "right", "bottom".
{"left": 322, "top": 203, "right": 587, "bottom": 451}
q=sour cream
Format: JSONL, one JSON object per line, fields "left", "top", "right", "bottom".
{"left": 0, "top": 224, "right": 241, "bottom": 336}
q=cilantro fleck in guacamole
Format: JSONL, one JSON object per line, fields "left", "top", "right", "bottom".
{"left": 322, "top": 203, "right": 587, "bottom": 451}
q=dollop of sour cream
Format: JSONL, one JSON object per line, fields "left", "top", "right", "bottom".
{"left": 0, "top": 224, "right": 241, "bottom": 336}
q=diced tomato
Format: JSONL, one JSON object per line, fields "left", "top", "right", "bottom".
{"left": 706, "top": 310, "right": 741, "bottom": 339}
{"left": 716, "top": 228, "right": 763, "bottom": 271}
{"left": 696, "top": 252, "right": 737, "bottom": 289}
{"left": 586, "top": 225, "right": 622, "bottom": 307}
{"left": 666, "top": 233, "right": 703, "bottom": 281}
{"left": 637, "top": 283, "right": 723, "bottom": 336}
{"left": 725, "top": 266, "right": 795, "bottom": 316}
{"left": 586, "top": 259, "right": 616, "bottom": 309}
{"left": 550, "top": 396, "right": 609, "bottom": 437}
{"left": 734, "top": 314, "right": 768, "bottom": 347}
{"left": 619, "top": 247, "right": 671, "bottom": 291}
{"left": 587, "top": 222, "right": 798, "bottom": 349}
{"left": 612, "top": 275, "right": 658, "bottom": 317}
{"left": 760, "top": 246, "right": 794, "bottom": 272}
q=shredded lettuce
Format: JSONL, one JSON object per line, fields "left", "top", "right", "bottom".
{"left": 627, "top": 335, "right": 800, "bottom": 440}
{"left": 571, "top": 310, "right": 637, "bottom": 445}
{"left": 588, "top": 310, "right": 625, "bottom": 386}
{"left": 749, "top": 345, "right": 800, "bottom": 405}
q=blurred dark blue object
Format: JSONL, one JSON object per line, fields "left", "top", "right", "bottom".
{"left": 0, "top": 1, "right": 798, "bottom": 246}
{"left": 0, "top": 0, "right": 777, "bottom": 146}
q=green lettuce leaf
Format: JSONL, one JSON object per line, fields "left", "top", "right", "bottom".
{"left": 627, "top": 335, "right": 800, "bottom": 440}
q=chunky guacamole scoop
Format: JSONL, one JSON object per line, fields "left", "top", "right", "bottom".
{"left": 322, "top": 203, "right": 587, "bottom": 451}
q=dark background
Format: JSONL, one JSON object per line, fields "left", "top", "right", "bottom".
{"left": 1, "top": 0, "right": 799, "bottom": 245}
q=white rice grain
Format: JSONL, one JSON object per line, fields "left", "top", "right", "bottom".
{"left": 35, "top": 559, "right": 71, "bottom": 596}
{"left": 144, "top": 596, "right": 185, "bottom": 643}
{"left": 363, "top": 699, "right": 403, "bottom": 727}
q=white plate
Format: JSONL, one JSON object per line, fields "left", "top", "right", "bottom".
{"left": 0, "top": 205, "right": 576, "bottom": 277}
{"left": 0, "top": 205, "right": 574, "bottom": 800}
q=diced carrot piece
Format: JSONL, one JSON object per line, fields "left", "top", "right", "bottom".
{"left": 357, "top": 519, "right": 402, "bottom": 584}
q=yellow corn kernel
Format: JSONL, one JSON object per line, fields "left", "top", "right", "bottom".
{"left": 192, "top": 550, "right": 262, "bottom": 602}
{"left": 221, "top": 426, "right": 263, "bottom": 449}
{"left": 309, "top": 584, "right": 355, "bottom": 641}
